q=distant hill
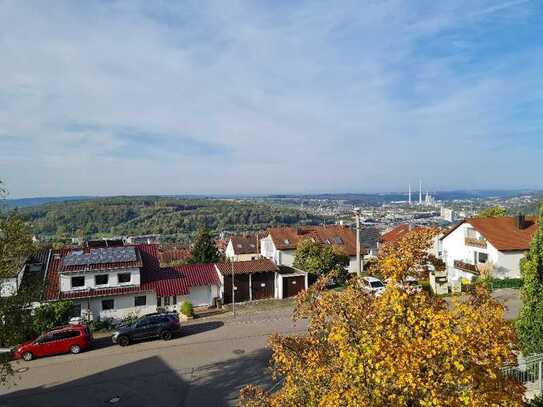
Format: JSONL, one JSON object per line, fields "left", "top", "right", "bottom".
{"left": 15, "top": 196, "right": 327, "bottom": 243}
{"left": 5, "top": 196, "right": 96, "bottom": 209}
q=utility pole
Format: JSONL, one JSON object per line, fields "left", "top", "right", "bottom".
{"left": 353, "top": 207, "right": 362, "bottom": 276}
{"left": 231, "top": 259, "right": 235, "bottom": 317}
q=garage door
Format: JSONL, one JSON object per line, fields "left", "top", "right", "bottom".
{"left": 188, "top": 286, "right": 212, "bottom": 307}
{"left": 251, "top": 272, "right": 275, "bottom": 300}
{"left": 282, "top": 276, "right": 305, "bottom": 298}
{"left": 223, "top": 274, "right": 250, "bottom": 304}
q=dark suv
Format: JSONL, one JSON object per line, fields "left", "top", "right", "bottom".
{"left": 111, "top": 313, "right": 181, "bottom": 346}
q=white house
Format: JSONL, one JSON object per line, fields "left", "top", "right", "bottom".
{"left": 225, "top": 235, "right": 260, "bottom": 261}
{"left": 260, "top": 225, "right": 363, "bottom": 273}
{"left": 44, "top": 245, "right": 221, "bottom": 321}
{"left": 440, "top": 215, "right": 538, "bottom": 282}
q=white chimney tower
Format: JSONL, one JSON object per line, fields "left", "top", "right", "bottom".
{"left": 408, "top": 184, "right": 412, "bottom": 206}
{"left": 419, "top": 179, "right": 423, "bottom": 205}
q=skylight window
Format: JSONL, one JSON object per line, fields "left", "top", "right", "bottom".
{"left": 334, "top": 237, "right": 343, "bottom": 244}
{"left": 284, "top": 239, "right": 290, "bottom": 245}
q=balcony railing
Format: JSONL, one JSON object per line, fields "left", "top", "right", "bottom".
{"left": 454, "top": 260, "right": 480, "bottom": 275}
{"left": 465, "top": 237, "right": 487, "bottom": 249}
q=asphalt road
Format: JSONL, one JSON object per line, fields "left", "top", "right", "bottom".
{"left": 0, "top": 307, "right": 306, "bottom": 407}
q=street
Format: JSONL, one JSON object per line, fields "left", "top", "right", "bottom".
{"left": 0, "top": 307, "right": 306, "bottom": 407}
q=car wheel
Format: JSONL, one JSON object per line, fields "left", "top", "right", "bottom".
{"left": 161, "top": 330, "right": 172, "bottom": 341}
{"left": 118, "top": 336, "right": 130, "bottom": 347}
{"left": 22, "top": 352, "right": 33, "bottom": 361}
{"left": 70, "top": 344, "right": 81, "bottom": 354}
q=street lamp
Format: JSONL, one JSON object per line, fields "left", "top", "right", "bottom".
{"left": 353, "top": 208, "right": 363, "bottom": 277}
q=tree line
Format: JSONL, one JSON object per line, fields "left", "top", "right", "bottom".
{"left": 14, "top": 196, "right": 327, "bottom": 243}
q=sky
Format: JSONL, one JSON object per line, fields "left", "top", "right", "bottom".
{"left": 1, "top": 0, "right": 543, "bottom": 198}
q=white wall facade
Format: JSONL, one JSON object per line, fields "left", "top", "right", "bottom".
{"left": 73, "top": 291, "right": 157, "bottom": 322}
{"left": 441, "top": 222, "right": 522, "bottom": 281}
{"left": 60, "top": 267, "right": 141, "bottom": 293}
{"left": 260, "top": 236, "right": 296, "bottom": 266}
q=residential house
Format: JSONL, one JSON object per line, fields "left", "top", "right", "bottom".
{"left": 225, "top": 235, "right": 261, "bottom": 261}
{"left": 440, "top": 215, "right": 538, "bottom": 281}
{"left": 260, "top": 225, "right": 363, "bottom": 273}
{"left": 215, "top": 258, "right": 307, "bottom": 303}
{"left": 0, "top": 250, "right": 48, "bottom": 298}
{"left": 43, "top": 244, "right": 221, "bottom": 321}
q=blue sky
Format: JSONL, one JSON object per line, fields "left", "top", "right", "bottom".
{"left": 1, "top": 0, "right": 542, "bottom": 197}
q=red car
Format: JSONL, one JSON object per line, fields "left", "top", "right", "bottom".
{"left": 15, "top": 324, "right": 92, "bottom": 361}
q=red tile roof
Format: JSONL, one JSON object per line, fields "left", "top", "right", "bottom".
{"left": 44, "top": 244, "right": 220, "bottom": 301}
{"left": 229, "top": 235, "right": 259, "bottom": 255}
{"left": 267, "top": 225, "right": 358, "bottom": 256}
{"left": 442, "top": 216, "right": 539, "bottom": 251}
{"left": 379, "top": 224, "right": 431, "bottom": 244}
{"left": 215, "top": 258, "right": 278, "bottom": 275}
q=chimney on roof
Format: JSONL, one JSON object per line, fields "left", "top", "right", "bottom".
{"left": 516, "top": 214, "right": 527, "bottom": 230}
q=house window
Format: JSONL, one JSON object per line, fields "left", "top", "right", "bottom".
{"left": 71, "top": 276, "right": 85, "bottom": 289}
{"left": 334, "top": 236, "right": 343, "bottom": 244}
{"left": 477, "top": 252, "right": 488, "bottom": 264}
{"left": 172, "top": 296, "right": 177, "bottom": 305}
{"left": 95, "top": 274, "right": 108, "bottom": 286}
{"left": 157, "top": 297, "right": 162, "bottom": 307}
{"left": 101, "top": 299, "right": 114, "bottom": 311}
{"left": 465, "top": 227, "right": 477, "bottom": 239}
{"left": 134, "top": 295, "right": 147, "bottom": 307}
{"left": 164, "top": 296, "right": 170, "bottom": 306}
{"left": 118, "top": 273, "right": 131, "bottom": 283}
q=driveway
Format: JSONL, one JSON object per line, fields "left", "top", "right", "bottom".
{"left": 0, "top": 307, "right": 305, "bottom": 407}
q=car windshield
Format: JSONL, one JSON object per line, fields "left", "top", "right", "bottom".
{"left": 370, "top": 281, "right": 384, "bottom": 288}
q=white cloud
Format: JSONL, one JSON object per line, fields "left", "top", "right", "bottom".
{"left": 0, "top": 0, "right": 542, "bottom": 197}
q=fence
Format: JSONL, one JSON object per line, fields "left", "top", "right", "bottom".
{"left": 502, "top": 353, "right": 543, "bottom": 399}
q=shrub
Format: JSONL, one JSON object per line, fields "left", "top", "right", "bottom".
{"left": 120, "top": 313, "right": 139, "bottom": 326}
{"left": 490, "top": 278, "right": 523, "bottom": 289}
{"left": 32, "top": 301, "right": 74, "bottom": 334}
{"left": 180, "top": 301, "right": 193, "bottom": 317}
{"left": 90, "top": 318, "right": 114, "bottom": 332}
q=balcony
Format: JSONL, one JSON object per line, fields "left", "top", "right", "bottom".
{"left": 465, "top": 237, "right": 487, "bottom": 249}
{"left": 454, "top": 260, "right": 480, "bottom": 275}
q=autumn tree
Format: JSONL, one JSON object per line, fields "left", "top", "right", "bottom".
{"left": 0, "top": 181, "right": 39, "bottom": 384}
{"left": 241, "top": 228, "right": 523, "bottom": 406}
{"left": 188, "top": 224, "right": 220, "bottom": 264}
{"left": 479, "top": 206, "right": 508, "bottom": 217}
{"left": 516, "top": 203, "right": 543, "bottom": 354}
{"left": 293, "top": 239, "right": 349, "bottom": 279}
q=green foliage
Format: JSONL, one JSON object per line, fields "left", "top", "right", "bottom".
{"left": 16, "top": 196, "right": 326, "bottom": 243}
{"left": 188, "top": 224, "right": 220, "bottom": 264}
{"left": 528, "top": 395, "right": 543, "bottom": 407}
{"left": 120, "top": 313, "right": 139, "bottom": 326}
{"left": 180, "top": 301, "right": 193, "bottom": 317}
{"left": 0, "top": 212, "right": 35, "bottom": 280}
{"left": 489, "top": 278, "right": 523, "bottom": 289}
{"left": 0, "top": 198, "right": 40, "bottom": 384}
{"left": 32, "top": 301, "right": 74, "bottom": 334}
{"left": 478, "top": 206, "right": 508, "bottom": 217}
{"left": 90, "top": 318, "right": 115, "bottom": 332}
{"left": 516, "top": 204, "right": 543, "bottom": 355}
{"left": 293, "top": 239, "right": 349, "bottom": 279}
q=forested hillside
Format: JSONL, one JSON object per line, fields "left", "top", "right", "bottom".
{"left": 17, "top": 196, "right": 326, "bottom": 243}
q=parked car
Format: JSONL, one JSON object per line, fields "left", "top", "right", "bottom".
{"left": 14, "top": 324, "right": 92, "bottom": 361}
{"left": 111, "top": 313, "right": 182, "bottom": 346}
{"left": 385, "top": 276, "right": 422, "bottom": 293}
{"left": 361, "top": 276, "right": 386, "bottom": 296}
